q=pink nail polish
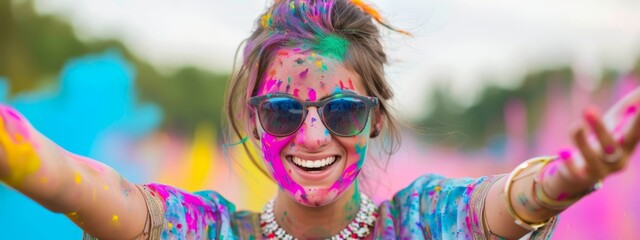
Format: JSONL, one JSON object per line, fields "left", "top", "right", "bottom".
{"left": 604, "top": 145, "right": 616, "bottom": 154}
{"left": 559, "top": 150, "right": 572, "bottom": 160}
{"left": 556, "top": 192, "right": 569, "bottom": 201}
{"left": 626, "top": 105, "right": 637, "bottom": 115}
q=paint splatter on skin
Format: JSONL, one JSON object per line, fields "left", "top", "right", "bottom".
{"left": 347, "top": 79, "right": 354, "bottom": 90}
{"left": 112, "top": 214, "right": 119, "bottom": 225}
{"left": 285, "top": 77, "right": 292, "bottom": 93}
{"left": 120, "top": 176, "right": 132, "bottom": 197}
{"left": 74, "top": 172, "right": 82, "bottom": 184}
{"left": 299, "top": 68, "right": 309, "bottom": 79}
{"left": 0, "top": 106, "right": 41, "bottom": 186}
{"left": 517, "top": 192, "right": 540, "bottom": 212}
{"left": 308, "top": 88, "right": 317, "bottom": 101}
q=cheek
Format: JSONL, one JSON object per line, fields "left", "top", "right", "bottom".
{"left": 344, "top": 134, "right": 369, "bottom": 166}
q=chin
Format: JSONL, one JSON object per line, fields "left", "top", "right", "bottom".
{"left": 290, "top": 187, "right": 342, "bottom": 207}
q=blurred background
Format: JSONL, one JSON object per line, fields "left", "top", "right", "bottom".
{"left": 1, "top": 0, "right": 639, "bottom": 239}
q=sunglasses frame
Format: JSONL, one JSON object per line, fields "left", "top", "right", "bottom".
{"left": 249, "top": 92, "right": 379, "bottom": 137}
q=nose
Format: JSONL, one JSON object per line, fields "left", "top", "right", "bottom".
{"left": 294, "top": 107, "right": 331, "bottom": 151}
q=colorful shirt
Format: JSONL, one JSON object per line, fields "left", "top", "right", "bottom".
{"left": 86, "top": 174, "right": 557, "bottom": 239}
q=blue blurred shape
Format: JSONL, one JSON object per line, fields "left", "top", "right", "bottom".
{"left": 0, "top": 50, "right": 163, "bottom": 239}
{"left": 0, "top": 78, "right": 8, "bottom": 102}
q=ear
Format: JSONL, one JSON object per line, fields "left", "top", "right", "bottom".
{"left": 370, "top": 108, "right": 384, "bottom": 138}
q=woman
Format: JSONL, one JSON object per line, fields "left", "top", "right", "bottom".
{"left": 0, "top": 0, "right": 638, "bottom": 239}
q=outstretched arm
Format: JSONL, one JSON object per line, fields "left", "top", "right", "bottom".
{"left": 482, "top": 89, "right": 640, "bottom": 239}
{"left": 0, "top": 105, "right": 148, "bottom": 239}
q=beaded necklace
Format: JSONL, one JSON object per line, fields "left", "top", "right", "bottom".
{"left": 260, "top": 193, "right": 378, "bottom": 240}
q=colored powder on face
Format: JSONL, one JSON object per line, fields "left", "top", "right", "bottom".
{"left": 348, "top": 79, "right": 355, "bottom": 90}
{"left": 355, "top": 143, "right": 368, "bottom": 169}
{"left": 285, "top": 77, "right": 291, "bottom": 93}
{"left": 299, "top": 68, "right": 309, "bottom": 79}
{"left": 312, "top": 34, "right": 350, "bottom": 61}
{"left": 308, "top": 88, "right": 317, "bottom": 101}
{"left": 112, "top": 214, "right": 119, "bottom": 225}
{"left": 315, "top": 60, "right": 328, "bottom": 71}
{"left": 262, "top": 79, "right": 278, "bottom": 93}
{"left": 261, "top": 133, "right": 306, "bottom": 203}
{"left": 339, "top": 80, "right": 345, "bottom": 90}
{"left": 293, "top": 88, "right": 300, "bottom": 98}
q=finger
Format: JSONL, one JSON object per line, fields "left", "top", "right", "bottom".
{"left": 603, "top": 88, "right": 640, "bottom": 126}
{"left": 573, "top": 127, "right": 607, "bottom": 178}
{"left": 554, "top": 149, "right": 584, "bottom": 182}
{"left": 622, "top": 107, "right": 640, "bottom": 153}
{"left": 584, "top": 107, "right": 619, "bottom": 156}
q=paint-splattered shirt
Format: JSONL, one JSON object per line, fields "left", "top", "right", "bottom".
{"left": 85, "top": 174, "right": 557, "bottom": 239}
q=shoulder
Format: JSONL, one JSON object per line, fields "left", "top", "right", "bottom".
{"left": 386, "top": 174, "right": 504, "bottom": 239}
{"left": 142, "top": 183, "right": 237, "bottom": 239}
{"left": 145, "top": 183, "right": 236, "bottom": 213}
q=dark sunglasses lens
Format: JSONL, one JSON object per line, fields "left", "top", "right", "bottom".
{"left": 260, "top": 97, "right": 304, "bottom": 136}
{"left": 323, "top": 98, "right": 368, "bottom": 136}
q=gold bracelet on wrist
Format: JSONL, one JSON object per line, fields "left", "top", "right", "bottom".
{"left": 504, "top": 156, "right": 555, "bottom": 231}
{"left": 533, "top": 162, "right": 603, "bottom": 210}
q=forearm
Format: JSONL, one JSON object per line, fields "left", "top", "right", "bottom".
{"left": 485, "top": 159, "right": 590, "bottom": 239}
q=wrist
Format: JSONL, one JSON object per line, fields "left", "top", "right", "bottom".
{"left": 542, "top": 156, "right": 599, "bottom": 199}
{"left": 535, "top": 157, "right": 602, "bottom": 210}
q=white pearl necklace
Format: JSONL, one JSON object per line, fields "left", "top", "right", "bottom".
{"left": 260, "top": 193, "right": 378, "bottom": 240}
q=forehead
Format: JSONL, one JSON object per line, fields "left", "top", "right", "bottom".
{"left": 256, "top": 48, "right": 366, "bottom": 100}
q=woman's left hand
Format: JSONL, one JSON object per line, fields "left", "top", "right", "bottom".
{"left": 564, "top": 88, "right": 640, "bottom": 188}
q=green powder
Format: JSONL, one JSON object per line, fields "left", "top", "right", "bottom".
{"left": 312, "top": 34, "right": 349, "bottom": 61}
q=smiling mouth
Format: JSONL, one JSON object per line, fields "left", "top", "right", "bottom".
{"left": 287, "top": 155, "right": 340, "bottom": 172}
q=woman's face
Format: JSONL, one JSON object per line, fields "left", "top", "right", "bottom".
{"left": 254, "top": 47, "right": 375, "bottom": 207}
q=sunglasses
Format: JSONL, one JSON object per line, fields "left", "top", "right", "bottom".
{"left": 249, "top": 93, "right": 379, "bottom": 137}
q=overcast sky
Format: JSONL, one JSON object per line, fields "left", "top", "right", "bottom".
{"left": 32, "top": 0, "right": 640, "bottom": 119}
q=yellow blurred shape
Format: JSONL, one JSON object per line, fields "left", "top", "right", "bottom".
{"left": 182, "top": 123, "right": 215, "bottom": 192}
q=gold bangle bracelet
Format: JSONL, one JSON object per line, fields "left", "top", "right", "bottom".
{"left": 504, "top": 156, "right": 554, "bottom": 231}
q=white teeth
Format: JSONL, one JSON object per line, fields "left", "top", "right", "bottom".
{"left": 291, "top": 156, "right": 336, "bottom": 169}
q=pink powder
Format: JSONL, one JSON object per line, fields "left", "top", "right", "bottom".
{"left": 308, "top": 88, "right": 317, "bottom": 101}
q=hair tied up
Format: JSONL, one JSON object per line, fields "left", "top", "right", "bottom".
{"left": 348, "top": 0, "right": 412, "bottom": 36}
